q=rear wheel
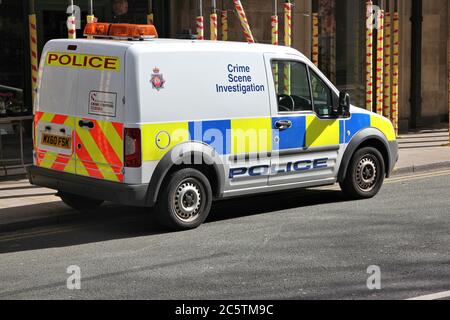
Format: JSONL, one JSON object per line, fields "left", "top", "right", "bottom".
{"left": 58, "top": 192, "right": 104, "bottom": 211}
{"left": 155, "top": 168, "right": 212, "bottom": 231}
{"left": 339, "top": 147, "right": 385, "bottom": 199}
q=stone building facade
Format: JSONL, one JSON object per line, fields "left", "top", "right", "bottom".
{"left": 0, "top": 0, "right": 448, "bottom": 133}
{"left": 170, "top": 0, "right": 449, "bottom": 131}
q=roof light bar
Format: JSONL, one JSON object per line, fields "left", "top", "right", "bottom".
{"left": 83, "top": 23, "right": 158, "bottom": 40}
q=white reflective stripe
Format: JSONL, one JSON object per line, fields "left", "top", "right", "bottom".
{"left": 407, "top": 291, "right": 450, "bottom": 300}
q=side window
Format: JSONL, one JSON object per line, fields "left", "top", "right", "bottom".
{"left": 309, "top": 70, "right": 333, "bottom": 117}
{"left": 271, "top": 60, "right": 312, "bottom": 113}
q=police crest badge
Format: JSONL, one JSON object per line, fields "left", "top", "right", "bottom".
{"left": 150, "top": 67, "right": 165, "bottom": 91}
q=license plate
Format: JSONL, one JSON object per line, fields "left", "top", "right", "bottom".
{"left": 41, "top": 133, "right": 72, "bottom": 149}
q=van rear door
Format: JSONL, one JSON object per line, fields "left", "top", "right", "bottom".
{"left": 35, "top": 42, "right": 79, "bottom": 174}
{"left": 73, "top": 42, "right": 127, "bottom": 183}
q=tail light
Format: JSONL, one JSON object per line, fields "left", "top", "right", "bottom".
{"left": 124, "top": 128, "right": 141, "bottom": 168}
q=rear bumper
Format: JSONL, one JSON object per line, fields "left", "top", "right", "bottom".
{"left": 27, "top": 166, "right": 149, "bottom": 207}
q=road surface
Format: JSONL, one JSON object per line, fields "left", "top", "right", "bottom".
{"left": 0, "top": 171, "right": 449, "bottom": 300}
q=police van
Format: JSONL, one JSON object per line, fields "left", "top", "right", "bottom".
{"left": 28, "top": 23, "right": 398, "bottom": 230}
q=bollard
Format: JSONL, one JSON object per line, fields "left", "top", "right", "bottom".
{"left": 86, "top": 15, "right": 96, "bottom": 39}
{"left": 271, "top": 15, "right": 279, "bottom": 46}
{"left": 366, "top": 0, "right": 374, "bottom": 111}
{"left": 330, "top": 7, "right": 336, "bottom": 84}
{"left": 383, "top": 11, "right": 392, "bottom": 119}
{"left": 392, "top": 10, "right": 399, "bottom": 135}
{"left": 232, "top": 0, "right": 255, "bottom": 43}
{"left": 67, "top": 1, "right": 76, "bottom": 39}
{"left": 147, "top": 13, "right": 154, "bottom": 25}
{"left": 284, "top": 1, "right": 292, "bottom": 47}
{"left": 67, "top": 15, "right": 76, "bottom": 39}
{"left": 283, "top": 1, "right": 293, "bottom": 95}
{"left": 272, "top": 13, "right": 279, "bottom": 91}
{"left": 147, "top": 0, "right": 154, "bottom": 24}
{"left": 210, "top": 13, "right": 218, "bottom": 40}
{"left": 353, "top": 5, "right": 361, "bottom": 107}
{"left": 376, "top": 10, "right": 384, "bottom": 115}
{"left": 221, "top": 10, "right": 228, "bottom": 41}
{"left": 196, "top": 0, "right": 204, "bottom": 40}
{"left": 28, "top": 13, "right": 38, "bottom": 105}
{"left": 312, "top": 13, "right": 319, "bottom": 67}
{"left": 196, "top": 16, "right": 205, "bottom": 40}
{"left": 210, "top": 0, "right": 218, "bottom": 40}
{"left": 86, "top": 0, "right": 95, "bottom": 39}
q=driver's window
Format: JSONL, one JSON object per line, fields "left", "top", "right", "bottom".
{"left": 309, "top": 70, "right": 333, "bottom": 117}
{"left": 271, "top": 60, "right": 312, "bottom": 113}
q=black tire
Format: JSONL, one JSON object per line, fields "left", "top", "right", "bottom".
{"left": 339, "top": 147, "right": 386, "bottom": 199}
{"left": 155, "top": 168, "right": 212, "bottom": 231}
{"left": 59, "top": 192, "right": 104, "bottom": 211}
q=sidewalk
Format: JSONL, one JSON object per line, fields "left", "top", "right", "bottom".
{"left": 0, "top": 133, "right": 449, "bottom": 232}
{"left": 395, "top": 129, "right": 450, "bottom": 175}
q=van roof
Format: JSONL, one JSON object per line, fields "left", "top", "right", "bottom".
{"left": 48, "top": 38, "right": 306, "bottom": 58}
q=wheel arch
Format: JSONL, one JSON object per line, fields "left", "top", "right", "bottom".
{"left": 145, "top": 142, "right": 225, "bottom": 207}
{"left": 338, "top": 128, "right": 392, "bottom": 182}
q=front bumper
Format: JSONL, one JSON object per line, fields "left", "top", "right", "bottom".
{"left": 388, "top": 141, "right": 399, "bottom": 177}
{"left": 27, "top": 166, "right": 149, "bottom": 207}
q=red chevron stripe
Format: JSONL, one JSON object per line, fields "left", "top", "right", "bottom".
{"left": 111, "top": 122, "right": 123, "bottom": 138}
{"left": 51, "top": 154, "right": 71, "bottom": 171}
{"left": 51, "top": 114, "right": 68, "bottom": 125}
{"left": 34, "top": 111, "right": 44, "bottom": 124}
{"left": 87, "top": 120, "right": 123, "bottom": 167}
{"left": 36, "top": 150, "right": 46, "bottom": 166}
{"left": 75, "top": 132, "right": 103, "bottom": 179}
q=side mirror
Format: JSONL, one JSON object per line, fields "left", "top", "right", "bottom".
{"left": 339, "top": 92, "right": 351, "bottom": 117}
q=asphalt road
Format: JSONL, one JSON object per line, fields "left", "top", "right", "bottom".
{"left": 0, "top": 171, "right": 449, "bottom": 300}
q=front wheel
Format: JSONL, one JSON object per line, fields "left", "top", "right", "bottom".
{"left": 155, "top": 168, "right": 213, "bottom": 231}
{"left": 339, "top": 147, "right": 385, "bottom": 199}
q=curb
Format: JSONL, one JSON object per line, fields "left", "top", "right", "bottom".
{"left": 0, "top": 204, "right": 147, "bottom": 234}
{"left": 392, "top": 161, "right": 450, "bottom": 176}
{"left": 0, "top": 167, "right": 28, "bottom": 179}
{"left": 0, "top": 211, "right": 78, "bottom": 233}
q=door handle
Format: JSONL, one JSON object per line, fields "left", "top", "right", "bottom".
{"left": 275, "top": 120, "right": 293, "bottom": 131}
{"left": 78, "top": 120, "right": 94, "bottom": 129}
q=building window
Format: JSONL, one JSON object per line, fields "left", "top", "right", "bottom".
{"left": 0, "top": 0, "right": 28, "bottom": 117}
{"left": 314, "top": 0, "right": 366, "bottom": 108}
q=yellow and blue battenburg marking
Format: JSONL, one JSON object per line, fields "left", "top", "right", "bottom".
{"left": 343, "top": 113, "right": 396, "bottom": 143}
{"left": 345, "top": 113, "right": 372, "bottom": 143}
{"left": 141, "top": 114, "right": 396, "bottom": 161}
{"left": 189, "top": 120, "right": 231, "bottom": 155}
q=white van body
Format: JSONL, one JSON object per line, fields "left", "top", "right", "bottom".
{"left": 28, "top": 38, "right": 398, "bottom": 230}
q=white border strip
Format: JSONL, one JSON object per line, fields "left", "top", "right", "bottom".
{"left": 407, "top": 290, "right": 450, "bottom": 300}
